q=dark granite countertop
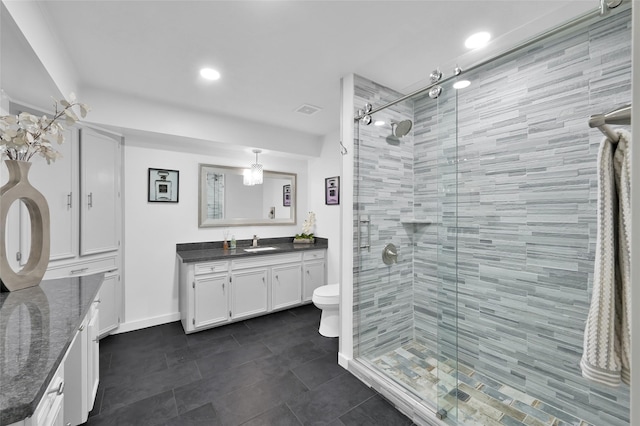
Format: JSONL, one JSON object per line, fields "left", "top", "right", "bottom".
{"left": 177, "top": 237, "right": 328, "bottom": 263}
{"left": 0, "top": 273, "right": 104, "bottom": 426}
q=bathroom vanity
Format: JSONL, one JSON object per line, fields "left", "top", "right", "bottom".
{"left": 0, "top": 274, "right": 103, "bottom": 426}
{"left": 176, "top": 237, "right": 327, "bottom": 333}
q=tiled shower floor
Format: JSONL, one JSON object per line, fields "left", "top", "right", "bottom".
{"left": 369, "top": 342, "right": 594, "bottom": 426}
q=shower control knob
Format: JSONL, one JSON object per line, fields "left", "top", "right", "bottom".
{"left": 382, "top": 243, "right": 398, "bottom": 265}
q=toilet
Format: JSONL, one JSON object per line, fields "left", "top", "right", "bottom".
{"left": 312, "top": 283, "right": 340, "bottom": 337}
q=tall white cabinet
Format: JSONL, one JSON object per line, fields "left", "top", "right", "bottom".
{"left": 80, "top": 129, "right": 120, "bottom": 256}
{"left": 3, "top": 102, "right": 123, "bottom": 338}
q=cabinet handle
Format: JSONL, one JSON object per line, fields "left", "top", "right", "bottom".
{"left": 70, "top": 267, "right": 89, "bottom": 274}
{"left": 78, "top": 324, "right": 85, "bottom": 331}
{"left": 88, "top": 192, "right": 93, "bottom": 208}
{"left": 67, "top": 193, "right": 72, "bottom": 209}
{"left": 48, "top": 381, "right": 64, "bottom": 395}
{"left": 95, "top": 299, "right": 101, "bottom": 304}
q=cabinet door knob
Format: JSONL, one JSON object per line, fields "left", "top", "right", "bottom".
{"left": 48, "top": 381, "right": 64, "bottom": 395}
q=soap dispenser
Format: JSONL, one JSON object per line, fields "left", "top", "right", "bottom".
{"left": 230, "top": 235, "right": 236, "bottom": 249}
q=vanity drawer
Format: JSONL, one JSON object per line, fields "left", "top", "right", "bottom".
{"left": 194, "top": 261, "right": 229, "bottom": 275}
{"left": 44, "top": 255, "right": 118, "bottom": 279}
{"left": 303, "top": 250, "right": 325, "bottom": 261}
{"left": 232, "top": 253, "right": 302, "bottom": 270}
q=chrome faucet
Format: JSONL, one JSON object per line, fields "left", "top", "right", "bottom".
{"left": 252, "top": 235, "right": 259, "bottom": 247}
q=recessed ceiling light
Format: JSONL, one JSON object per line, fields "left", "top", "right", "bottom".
{"left": 453, "top": 80, "right": 471, "bottom": 89}
{"left": 465, "top": 32, "right": 491, "bottom": 49}
{"left": 200, "top": 68, "right": 221, "bottom": 81}
{"left": 374, "top": 120, "right": 385, "bottom": 126}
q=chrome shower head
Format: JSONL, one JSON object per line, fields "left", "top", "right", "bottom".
{"left": 390, "top": 119, "right": 413, "bottom": 138}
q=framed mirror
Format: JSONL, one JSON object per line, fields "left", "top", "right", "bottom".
{"left": 199, "top": 164, "right": 297, "bottom": 227}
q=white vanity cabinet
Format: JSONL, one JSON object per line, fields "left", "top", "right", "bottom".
{"left": 303, "top": 250, "right": 326, "bottom": 302}
{"left": 64, "top": 318, "right": 88, "bottom": 426}
{"left": 8, "top": 293, "right": 100, "bottom": 426}
{"left": 180, "top": 260, "right": 231, "bottom": 333}
{"left": 230, "top": 268, "right": 269, "bottom": 320}
{"left": 86, "top": 297, "right": 100, "bottom": 410}
{"left": 178, "top": 249, "right": 326, "bottom": 334}
{"left": 64, "top": 293, "right": 100, "bottom": 425}
{"left": 98, "top": 271, "right": 120, "bottom": 336}
{"left": 7, "top": 351, "right": 66, "bottom": 426}
{"left": 272, "top": 263, "right": 302, "bottom": 310}
{"left": 194, "top": 273, "right": 229, "bottom": 328}
{"left": 35, "top": 362, "right": 65, "bottom": 426}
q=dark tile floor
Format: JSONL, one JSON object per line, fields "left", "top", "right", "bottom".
{"left": 84, "top": 304, "right": 413, "bottom": 426}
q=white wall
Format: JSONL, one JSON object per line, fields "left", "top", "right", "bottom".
{"left": 338, "top": 75, "right": 355, "bottom": 366}
{"left": 120, "top": 141, "right": 310, "bottom": 332}
{"left": 308, "top": 128, "right": 342, "bottom": 286}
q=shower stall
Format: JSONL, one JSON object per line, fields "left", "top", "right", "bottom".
{"left": 346, "top": 4, "right": 632, "bottom": 426}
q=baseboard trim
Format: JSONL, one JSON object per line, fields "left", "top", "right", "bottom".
{"left": 112, "top": 312, "right": 181, "bottom": 334}
{"left": 338, "top": 351, "right": 351, "bottom": 369}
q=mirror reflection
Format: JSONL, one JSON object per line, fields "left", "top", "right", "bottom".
{"left": 199, "top": 164, "right": 296, "bottom": 227}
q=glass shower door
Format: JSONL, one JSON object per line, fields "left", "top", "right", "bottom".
{"left": 352, "top": 74, "right": 461, "bottom": 421}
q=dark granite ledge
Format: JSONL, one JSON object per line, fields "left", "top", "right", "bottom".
{"left": 177, "top": 237, "right": 328, "bottom": 263}
{"left": 0, "top": 273, "right": 103, "bottom": 426}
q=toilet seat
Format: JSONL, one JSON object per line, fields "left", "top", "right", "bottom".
{"left": 312, "top": 283, "right": 339, "bottom": 305}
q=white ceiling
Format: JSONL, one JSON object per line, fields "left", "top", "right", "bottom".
{"left": 2, "top": 1, "right": 597, "bottom": 142}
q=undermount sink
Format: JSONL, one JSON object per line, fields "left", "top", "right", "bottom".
{"left": 244, "top": 247, "right": 278, "bottom": 252}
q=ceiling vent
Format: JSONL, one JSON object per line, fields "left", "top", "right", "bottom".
{"left": 295, "top": 104, "right": 322, "bottom": 115}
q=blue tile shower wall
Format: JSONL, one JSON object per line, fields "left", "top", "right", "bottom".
{"left": 353, "top": 7, "right": 631, "bottom": 426}
{"left": 412, "top": 9, "right": 631, "bottom": 426}
{"left": 353, "top": 77, "right": 416, "bottom": 357}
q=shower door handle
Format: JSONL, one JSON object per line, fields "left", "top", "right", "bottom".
{"left": 358, "top": 215, "right": 371, "bottom": 252}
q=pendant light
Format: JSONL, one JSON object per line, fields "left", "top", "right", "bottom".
{"left": 250, "top": 149, "right": 263, "bottom": 185}
{"left": 243, "top": 169, "right": 254, "bottom": 186}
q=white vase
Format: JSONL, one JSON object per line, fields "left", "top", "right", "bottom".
{"left": 0, "top": 160, "right": 51, "bottom": 291}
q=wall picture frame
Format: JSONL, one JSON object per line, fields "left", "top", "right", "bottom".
{"left": 148, "top": 168, "right": 179, "bottom": 203}
{"left": 283, "top": 184, "right": 291, "bottom": 207}
{"left": 325, "top": 176, "right": 340, "bottom": 205}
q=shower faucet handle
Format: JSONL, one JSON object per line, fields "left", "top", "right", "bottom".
{"left": 382, "top": 243, "right": 398, "bottom": 265}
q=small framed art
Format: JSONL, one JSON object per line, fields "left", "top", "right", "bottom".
{"left": 148, "top": 168, "right": 179, "bottom": 202}
{"left": 283, "top": 184, "right": 291, "bottom": 207}
{"left": 325, "top": 176, "right": 340, "bottom": 205}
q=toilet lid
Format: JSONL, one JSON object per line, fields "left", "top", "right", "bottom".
{"left": 315, "top": 283, "right": 339, "bottom": 297}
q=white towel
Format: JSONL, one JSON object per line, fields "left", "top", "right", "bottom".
{"left": 580, "top": 128, "right": 631, "bottom": 387}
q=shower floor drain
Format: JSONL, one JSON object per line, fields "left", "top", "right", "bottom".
{"left": 448, "top": 388, "right": 471, "bottom": 402}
